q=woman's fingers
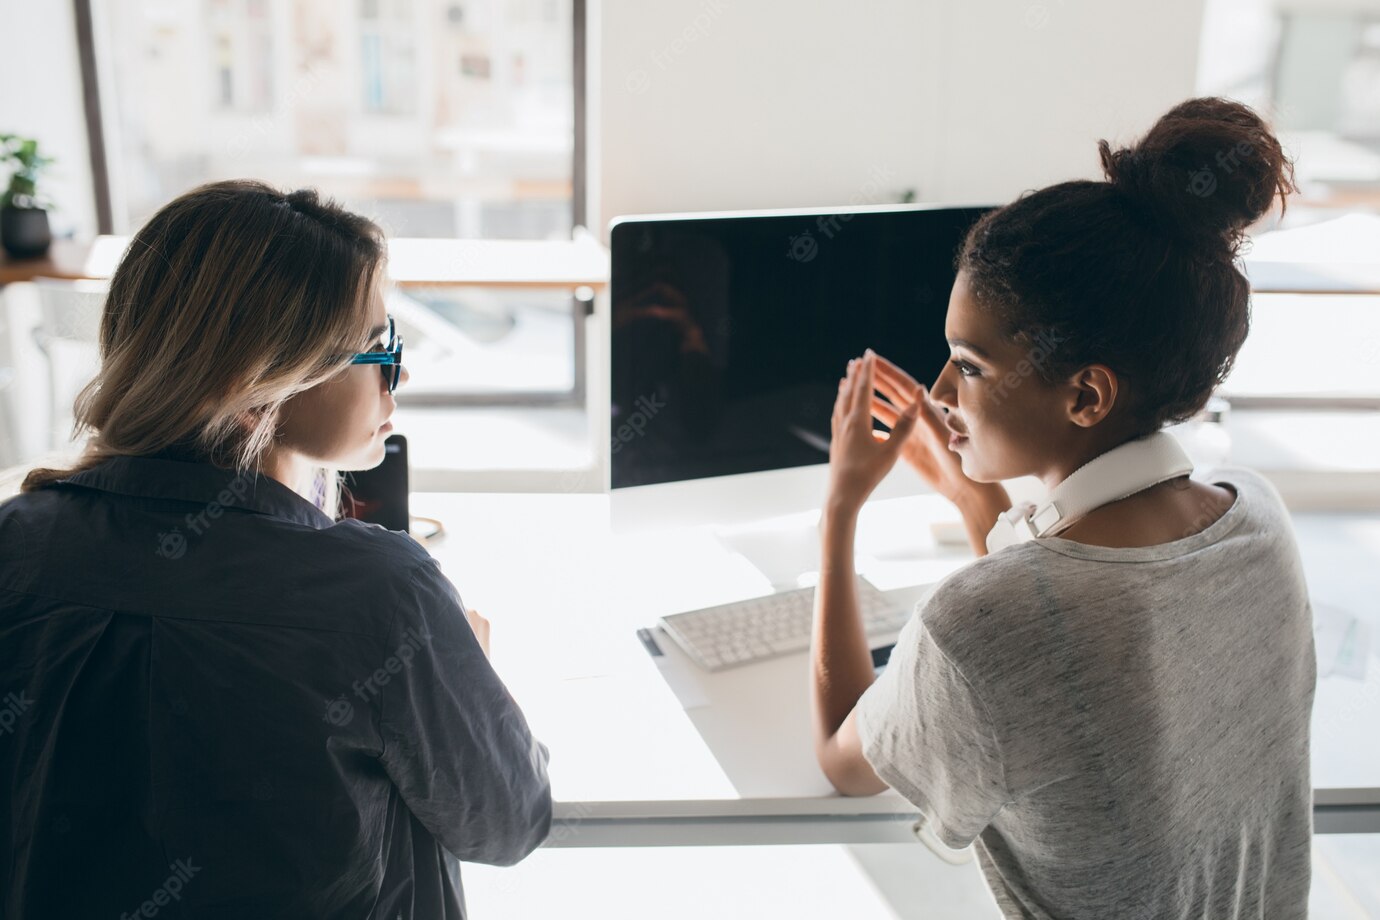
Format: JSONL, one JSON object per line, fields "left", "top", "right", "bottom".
{"left": 832, "top": 373, "right": 850, "bottom": 428}
{"left": 835, "top": 359, "right": 861, "bottom": 427}
{"left": 842, "top": 354, "right": 923, "bottom": 443}
{"left": 870, "top": 394, "right": 900, "bottom": 427}
{"left": 853, "top": 354, "right": 875, "bottom": 416}
{"left": 872, "top": 353, "right": 921, "bottom": 391}
{"left": 879, "top": 376, "right": 939, "bottom": 440}
{"left": 870, "top": 371, "right": 909, "bottom": 408}
{"left": 871, "top": 360, "right": 920, "bottom": 408}
{"left": 872, "top": 351, "right": 914, "bottom": 376}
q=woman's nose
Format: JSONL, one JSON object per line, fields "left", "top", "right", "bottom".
{"left": 930, "top": 364, "right": 958, "bottom": 412}
{"left": 397, "top": 362, "right": 411, "bottom": 389}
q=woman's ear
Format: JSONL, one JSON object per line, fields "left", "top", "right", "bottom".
{"left": 1065, "top": 364, "right": 1119, "bottom": 428}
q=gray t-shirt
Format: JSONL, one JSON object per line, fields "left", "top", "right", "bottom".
{"left": 856, "top": 467, "right": 1316, "bottom": 920}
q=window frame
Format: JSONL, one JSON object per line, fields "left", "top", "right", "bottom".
{"left": 74, "top": 0, "right": 589, "bottom": 410}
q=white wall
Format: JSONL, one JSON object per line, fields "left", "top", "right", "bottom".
{"left": 0, "top": 0, "right": 1214, "bottom": 258}
{"left": 593, "top": 0, "right": 1207, "bottom": 238}
{"left": 1, "top": 1, "right": 1209, "bottom": 247}
{"left": 0, "top": 0, "right": 97, "bottom": 238}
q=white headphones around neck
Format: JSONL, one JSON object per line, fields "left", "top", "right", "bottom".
{"left": 985, "top": 430, "right": 1195, "bottom": 554}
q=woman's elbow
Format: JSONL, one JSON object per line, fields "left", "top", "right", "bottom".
{"left": 490, "top": 787, "right": 554, "bottom": 866}
{"left": 816, "top": 740, "right": 888, "bottom": 797}
{"left": 826, "top": 767, "right": 889, "bottom": 797}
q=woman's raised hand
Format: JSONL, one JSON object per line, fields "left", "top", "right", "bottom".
{"left": 826, "top": 351, "right": 919, "bottom": 513}
{"left": 868, "top": 352, "right": 977, "bottom": 505}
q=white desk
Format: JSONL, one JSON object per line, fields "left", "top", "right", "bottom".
{"left": 411, "top": 489, "right": 1380, "bottom": 846}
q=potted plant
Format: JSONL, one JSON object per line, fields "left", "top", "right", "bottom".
{"left": 0, "top": 133, "right": 56, "bottom": 259}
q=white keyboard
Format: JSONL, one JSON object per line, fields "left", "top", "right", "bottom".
{"left": 657, "top": 578, "right": 909, "bottom": 672}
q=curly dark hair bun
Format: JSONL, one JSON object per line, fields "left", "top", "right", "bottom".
{"left": 957, "top": 97, "right": 1296, "bottom": 436}
{"left": 1097, "top": 96, "right": 1296, "bottom": 255}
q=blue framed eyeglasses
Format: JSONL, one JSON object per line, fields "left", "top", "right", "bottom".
{"left": 348, "top": 315, "right": 404, "bottom": 393}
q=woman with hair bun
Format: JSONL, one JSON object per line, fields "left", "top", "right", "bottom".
{"left": 813, "top": 99, "right": 1313, "bottom": 918}
{"left": 0, "top": 180, "right": 551, "bottom": 918}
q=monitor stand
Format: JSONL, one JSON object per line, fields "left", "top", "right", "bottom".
{"left": 712, "top": 511, "right": 824, "bottom": 591}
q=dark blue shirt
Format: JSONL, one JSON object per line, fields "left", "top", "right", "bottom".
{"left": 0, "top": 454, "right": 551, "bottom": 919}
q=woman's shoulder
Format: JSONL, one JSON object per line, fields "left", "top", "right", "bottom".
{"left": 915, "top": 545, "right": 1050, "bottom": 646}
{"left": 1199, "top": 464, "right": 1278, "bottom": 497}
{"left": 928, "top": 546, "right": 1044, "bottom": 602}
{"left": 1197, "top": 465, "right": 1295, "bottom": 533}
{"left": 283, "top": 519, "right": 462, "bottom": 633}
{"left": 315, "top": 517, "right": 439, "bottom": 576}
{"left": 923, "top": 465, "right": 1292, "bottom": 610}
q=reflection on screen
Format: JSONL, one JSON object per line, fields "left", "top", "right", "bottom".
{"left": 610, "top": 207, "right": 991, "bottom": 489}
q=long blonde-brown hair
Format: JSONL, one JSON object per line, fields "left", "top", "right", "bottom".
{"left": 21, "top": 179, "right": 386, "bottom": 514}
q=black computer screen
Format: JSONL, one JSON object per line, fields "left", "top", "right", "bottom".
{"left": 609, "top": 206, "right": 992, "bottom": 489}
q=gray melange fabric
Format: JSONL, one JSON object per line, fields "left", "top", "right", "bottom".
{"left": 856, "top": 466, "right": 1316, "bottom": 920}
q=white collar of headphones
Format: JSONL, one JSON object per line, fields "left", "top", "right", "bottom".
{"left": 984, "top": 430, "right": 1195, "bottom": 554}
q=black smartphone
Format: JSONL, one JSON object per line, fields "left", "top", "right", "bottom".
{"left": 342, "top": 434, "right": 410, "bottom": 532}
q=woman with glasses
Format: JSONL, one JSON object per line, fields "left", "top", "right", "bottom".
{"left": 0, "top": 180, "right": 551, "bottom": 919}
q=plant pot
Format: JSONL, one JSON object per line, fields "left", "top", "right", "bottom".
{"left": 1, "top": 206, "right": 52, "bottom": 259}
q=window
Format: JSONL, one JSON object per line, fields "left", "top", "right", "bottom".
{"left": 1197, "top": 0, "right": 1380, "bottom": 221}
{"left": 85, "top": 0, "right": 584, "bottom": 405}
{"left": 1197, "top": 0, "right": 1380, "bottom": 409}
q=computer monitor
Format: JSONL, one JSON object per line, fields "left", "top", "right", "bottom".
{"left": 609, "top": 203, "right": 992, "bottom": 504}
